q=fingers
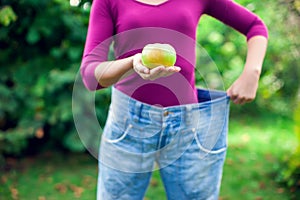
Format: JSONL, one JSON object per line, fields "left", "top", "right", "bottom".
{"left": 132, "top": 54, "right": 181, "bottom": 81}
{"left": 147, "top": 66, "right": 165, "bottom": 80}
{"left": 230, "top": 96, "right": 254, "bottom": 105}
{"left": 151, "top": 66, "right": 180, "bottom": 77}
{"left": 232, "top": 96, "right": 247, "bottom": 105}
{"left": 227, "top": 89, "right": 255, "bottom": 105}
{"left": 149, "top": 66, "right": 181, "bottom": 80}
{"left": 165, "top": 66, "right": 181, "bottom": 74}
{"left": 134, "top": 62, "right": 150, "bottom": 74}
{"left": 140, "top": 66, "right": 180, "bottom": 80}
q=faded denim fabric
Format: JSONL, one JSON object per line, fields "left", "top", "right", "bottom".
{"left": 97, "top": 87, "right": 230, "bottom": 200}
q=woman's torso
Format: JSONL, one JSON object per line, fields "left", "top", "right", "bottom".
{"left": 109, "top": 0, "right": 207, "bottom": 106}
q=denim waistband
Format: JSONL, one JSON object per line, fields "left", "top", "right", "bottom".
{"left": 110, "top": 87, "right": 230, "bottom": 125}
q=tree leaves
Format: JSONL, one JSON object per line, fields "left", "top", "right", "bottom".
{"left": 0, "top": 6, "right": 17, "bottom": 26}
{"left": 26, "top": 27, "right": 40, "bottom": 44}
{"left": 0, "top": 0, "right": 93, "bottom": 156}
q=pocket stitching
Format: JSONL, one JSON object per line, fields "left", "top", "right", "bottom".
{"left": 193, "top": 128, "right": 227, "bottom": 154}
{"left": 103, "top": 123, "right": 133, "bottom": 144}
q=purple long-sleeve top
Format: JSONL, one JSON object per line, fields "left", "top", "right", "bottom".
{"left": 81, "top": 0, "right": 268, "bottom": 107}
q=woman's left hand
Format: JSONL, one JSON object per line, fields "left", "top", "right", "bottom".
{"left": 226, "top": 69, "right": 260, "bottom": 105}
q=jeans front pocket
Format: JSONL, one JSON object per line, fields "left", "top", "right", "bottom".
{"left": 194, "top": 100, "right": 229, "bottom": 155}
{"left": 103, "top": 118, "right": 132, "bottom": 144}
{"left": 100, "top": 112, "right": 158, "bottom": 173}
{"left": 194, "top": 121, "right": 228, "bottom": 155}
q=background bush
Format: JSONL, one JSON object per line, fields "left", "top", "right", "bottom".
{"left": 0, "top": 0, "right": 107, "bottom": 157}
{"left": 0, "top": 0, "right": 299, "bottom": 189}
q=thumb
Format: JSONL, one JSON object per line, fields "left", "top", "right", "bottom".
{"left": 133, "top": 54, "right": 150, "bottom": 74}
{"left": 226, "top": 86, "right": 232, "bottom": 97}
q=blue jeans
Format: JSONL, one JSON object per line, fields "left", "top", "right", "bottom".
{"left": 97, "top": 87, "right": 230, "bottom": 200}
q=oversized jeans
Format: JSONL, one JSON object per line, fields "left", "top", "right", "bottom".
{"left": 97, "top": 87, "right": 230, "bottom": 200}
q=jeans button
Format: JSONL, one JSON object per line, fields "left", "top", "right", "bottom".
{"left": 163, "top": 111, "right": 169, "bottom": 117}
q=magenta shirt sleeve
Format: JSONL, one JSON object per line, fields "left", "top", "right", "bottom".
{"left": 80, "top": 0, "right": 114, "bottom": 91}
{"left": 205, "top": 0, "right": 268, "bottom": 40}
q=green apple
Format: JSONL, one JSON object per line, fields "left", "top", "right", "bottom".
{"left": 141, "top": 43, "right": 177, "bottom": 69}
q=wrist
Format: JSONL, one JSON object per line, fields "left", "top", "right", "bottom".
{"left": 124, "top": 56, "right": 134, "bottom": 70}
{"left": 243, "top": 65, "right": 261, "bottom": 78}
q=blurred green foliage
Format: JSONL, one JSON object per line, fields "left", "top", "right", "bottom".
{"left": 0, "top": 0, "right": 110, "bottom": 157}
{"left": 0, "top": 6, "right": 17, "bottom": 26}
{"left": 278, "top": 93, "right": 300, "bottom": 189}
{"left": 0, "top": 0, "right": 299, "bottom": 190}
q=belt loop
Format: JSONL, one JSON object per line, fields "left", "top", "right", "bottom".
{"left": 184, "top": 105, "right": 193, "bottom": 125}
{"left": 139, "top": 103, "right": 144, "bottom": 118}
{"left": 133, "top": 101, "right": 142, "bottom": 122}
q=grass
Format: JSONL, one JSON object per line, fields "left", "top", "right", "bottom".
{"left": 219, "top": 113, "right": 298, "bottom": 200}
{"left": 0, "top": 112, "right": 299, "bottom": 200}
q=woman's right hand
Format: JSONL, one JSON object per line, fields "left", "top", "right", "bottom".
{"left": 132, "top": 53, "right": 181, "bottom": 81}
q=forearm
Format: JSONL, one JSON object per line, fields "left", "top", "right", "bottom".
{"left": 243, "top": 36, "right": 268, "bottom": 77}
{"left": 227, "top": 36, "right": 268, "bottom": 104}
{"left": 94, "top": 56, "right": 134, "bottom": 87}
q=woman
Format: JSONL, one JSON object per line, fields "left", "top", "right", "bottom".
{"left": 80, "top": 0, "right": 268, "bottom": 199}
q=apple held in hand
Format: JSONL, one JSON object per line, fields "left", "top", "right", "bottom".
{"left": 141, "top": 43, "right": 177, "bottom": 69}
